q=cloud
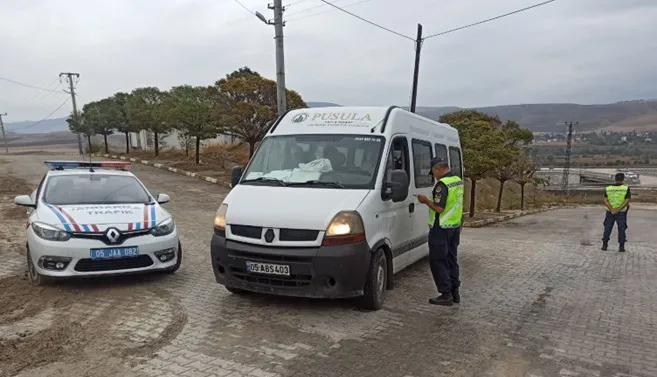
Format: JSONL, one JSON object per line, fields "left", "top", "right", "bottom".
{"left": 1, "top": 0, "right": 656, "bottom": 120}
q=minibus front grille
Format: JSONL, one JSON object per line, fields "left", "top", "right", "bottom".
{"left": 230, "top": 225, "right": 262, "bottom": 239}
{"left": 230, "top": 225, "right": 319, "bottom": 242}
{"left": 279, "top": 229, "right": 319, "bottom": 241}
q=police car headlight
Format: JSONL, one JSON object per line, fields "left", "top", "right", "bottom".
{"left": 322, "top": 211, "right": 366, "bottom": 246}
{"left": 214, "top": 203, "right": 228, "bottom": 231}
{"left": 151, "top": 218, "right": 175, "bottom": 237}
{"left": 31, "top": 222, "right": 71, "bottom": 242}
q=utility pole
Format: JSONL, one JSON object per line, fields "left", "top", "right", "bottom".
{"left": 60, "top": 72, "right": 83, "bottom": 155}
{"left": 0, "top": 112, "right": 8, "bottom": 154}
{"left": 256, "top": 0, "right": 287, "bottom": 117}
{"left": 409, "top": 24, "right": 423, "bottom": 113}
{"left": 561, "top": 121, "right": 577, "bottom": 191}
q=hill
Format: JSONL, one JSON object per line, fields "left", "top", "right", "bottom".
{"left": 306, "top": 102, "right": 341, "bottom": 108}
{"left": 5, "top": 118, "right": 69, "bottom": 134}
{"left": 413, "top": 100, "right": 657, "bottom": 133}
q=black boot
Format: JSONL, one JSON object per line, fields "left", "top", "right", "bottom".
{"left": 601, "top": 242, "right": 608, "bottom": 251}
{"left": 452, "top": 290, "right": 460, "bottom": 304}
{"left": 619, "top": 244, "right": 626, "bottom": 252}
{"left": 429, "top": 294, "right": 454, "bottom": 306}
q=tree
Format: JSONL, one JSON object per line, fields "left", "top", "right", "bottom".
{"left": 512, "top": 157, "right": 546, "bottom": 210}
{"left": 216, "top": 68, "right": 307, "bottom": 157}
{"left": 112, "top": 92, "right": 137, "bottom": 154}
{"left": 165, "top": 85, "right": 224, "bottom": 165}
{"left": 440, "top": 110, "right": 503, "bottom": 129}
{"left": 492, "top": 121, "right": 534, "bottom": 212}
{"left": 128, "top": 87, "right": 168, "bottom": 156}
{"left": 440, "top": 111, "right": 507, "bottom": 218}
{"left": 177, "top": 130, "right": 194, "bottom": 157}
{"left": 91, "top": 98, "right": 121, "bottom": 153}
{"left": 66, "top": 108, "right": 96, "bottom": 153}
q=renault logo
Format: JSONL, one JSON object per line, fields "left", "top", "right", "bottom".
{"left": 105, "top": 228, "right": 120, "bottom": 244}
{"left": 264, "top": 229, "right": 275, "bottom": 243}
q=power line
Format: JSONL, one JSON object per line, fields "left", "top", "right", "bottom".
{"left": 286, "top": 0, "right": 349, "bottom": 17}
{"left": 17, "top": 97, "right": 71, "bottom": 131}
{"left": 285, "top": 0, "right": 310, "bottom": 7}
{"left": 313, "top": 0, "right": 556, "bottom": 41}
{"left": 287, "top": 0, "right": 373, "bottom": 22}
{"left": 0, "top": 77, "right": 66, "bottom": 94}
{"left": 25, "top": 77, "right": 61, "bottom": 102}
{"left": 231, "top": 0, "right": 255, "bottom": 15}
{"left": 424, "top": 0, "right": 556, "bottom": 39}
{"left": 318, "top": 0, "right": 414, "bottom": 40}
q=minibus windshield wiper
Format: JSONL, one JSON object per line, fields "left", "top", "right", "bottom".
{"left": 288, "top": 180, "right": 345, "bottom": 188}
{"left": 241, "top": 177, "right": 287, "bottom": 186}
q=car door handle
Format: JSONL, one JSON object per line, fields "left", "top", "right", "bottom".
{"left": 409, "top": 203, "right": 415, "bottom": 213}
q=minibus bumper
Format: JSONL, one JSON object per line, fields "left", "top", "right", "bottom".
{"left": 210, "top": 233, "right": 371, "bottom": 299}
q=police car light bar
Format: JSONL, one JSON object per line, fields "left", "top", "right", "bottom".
{"left": 44, "top": 160, "right": 131, "bottom": 170}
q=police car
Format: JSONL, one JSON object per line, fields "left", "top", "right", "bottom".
{"left": 13, "top": 160, "right": 182, "bottom": 285}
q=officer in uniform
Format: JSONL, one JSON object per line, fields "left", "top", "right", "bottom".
{"left": 602, "top": 172, "right": 631, "bottom": 252}
{"left": 417, "top": 157, "right": 464, "bottom": 306}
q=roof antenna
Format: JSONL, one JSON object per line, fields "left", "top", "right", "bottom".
{"left": 87, "top": 138, "right": 94, "bottom": 172}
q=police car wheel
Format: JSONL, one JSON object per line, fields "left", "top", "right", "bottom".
{"left": 360, "top": 249, "right": 387, "bottom": 311}
{"left": 164, "top": 241, "right": 183, "bottom": 274}
{"left": 26, "top": 249, "right": 52, "bottom": 286}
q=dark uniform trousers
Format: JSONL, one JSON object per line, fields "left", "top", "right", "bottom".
{"left": 428, "top": 226, "right": 461, "bottom": 295}
{"left": 603, "top": 211, "right": 628, "bottom": 244}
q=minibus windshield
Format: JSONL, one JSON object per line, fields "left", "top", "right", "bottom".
{"left": 241, "top": 134, "right": 385, "bottom": 189}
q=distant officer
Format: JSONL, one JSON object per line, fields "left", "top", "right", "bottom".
{"left": 602, "top": 172, "right": 631, "bottom": 252}
{"left": 417, "top": 157, "right": 464, "bottom": 306}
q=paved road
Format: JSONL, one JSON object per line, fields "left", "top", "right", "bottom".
{"left": 2, "top": 154, "right": 657, "bottom": 377}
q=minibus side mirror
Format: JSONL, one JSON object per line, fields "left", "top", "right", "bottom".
{"left": 231, "top": 166, "right": 243, "bottom": 188}
{"left": 385, "top": 170, "right": 409, "bottom": 202}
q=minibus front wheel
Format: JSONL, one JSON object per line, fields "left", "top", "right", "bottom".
{"left": 360, "top": 248, "right": 387, "bottom": 311}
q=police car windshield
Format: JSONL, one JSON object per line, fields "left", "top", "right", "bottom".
{"left": 43, "top": 174, "right": 152, "bottom": 205}
{"left": 241, "top": 134, "right": 385, "bottom": 189}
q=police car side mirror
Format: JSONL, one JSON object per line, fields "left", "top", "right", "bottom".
{"left": 231, "top": 166, "right": 243, "bottom": 188}
{"left": 386, "top": 170, "right": 409, "bottom": 203}
{"left": 156, "top": 193, "right": 170, "bottom": 204}
{"left": 14, "top": 195, "right": 36, "bottom": 208}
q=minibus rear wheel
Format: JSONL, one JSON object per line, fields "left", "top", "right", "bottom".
{"left": 360, "top": 248, "right": 387, "bottom": 311}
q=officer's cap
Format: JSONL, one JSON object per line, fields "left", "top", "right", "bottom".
{"left": 615, "top": 172, "right": 625, "bottom": 181}
{"left": 430, "top": 157, "right": 449, "bottom": 170}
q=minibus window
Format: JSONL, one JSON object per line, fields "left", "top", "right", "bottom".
{"left": 241, "top": 134, "right": 385, "bottom": 189}
{"left": 434, "top": 143, "right": 448, "bottom": 163}
{"left": 448, "top": 147, "right": 463, "bottom": 178}
{"left": 412, "top": 139, "right": 434, "bottom": 188}
{"left": 383, "top": 137, "right": 411, "bottom": 187}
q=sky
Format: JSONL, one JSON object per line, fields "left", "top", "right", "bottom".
{"left": 1, "top": 0, "right": 656, "bottom": 121}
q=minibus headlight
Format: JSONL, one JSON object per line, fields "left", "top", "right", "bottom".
{"left": 214, "top": 203, "right": 228, "bottom": 231}
{"left": 322, "top": 211, "right": 366, "bottom": 246}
